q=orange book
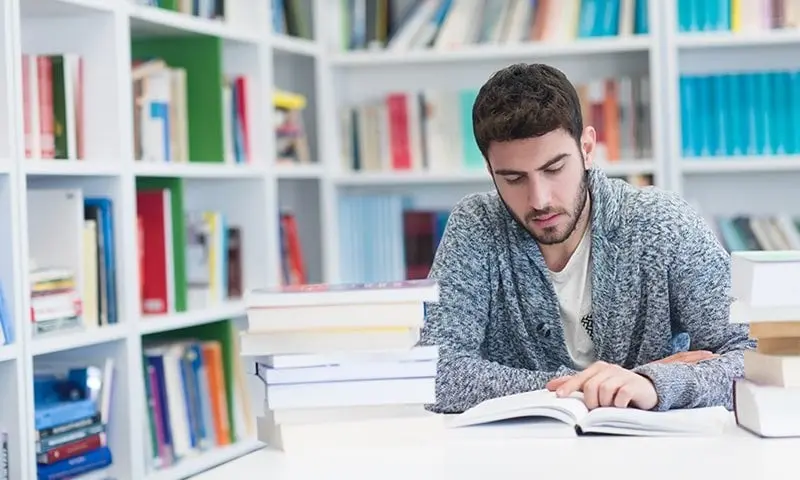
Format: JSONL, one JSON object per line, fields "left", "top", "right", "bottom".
{"left": 203, "top": 341, "right": 232, "bottom": 445}
{"left": 603, "top": 79, "right": 620, "bottom": 162}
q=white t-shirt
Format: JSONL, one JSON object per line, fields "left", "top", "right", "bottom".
{"left": 547, "top": 227, "right": 596, "bottom": 369}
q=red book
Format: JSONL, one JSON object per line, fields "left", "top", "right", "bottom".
{"left": 137, "top": 189, "right": 172, "bottom": 314}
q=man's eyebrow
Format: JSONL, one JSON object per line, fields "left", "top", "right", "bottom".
{"left": 492, "top": 153, "right": 570, "bottom": 176}
{"left": 538, "top": 153, "right": 569, "bottom": 170}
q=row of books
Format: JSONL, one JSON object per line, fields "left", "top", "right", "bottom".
{"left": 332, "top": 0, "right": 650, "bottom": 52}
{"left": 33, "top": 357, "right": 114, "bottom": 478}
{"left": 271, "top": 0, "right": 311, "bottom": 40}
{"left": 136, "top": 180, "right": 243, "bottom": 316}
{"left": 679, "top": 69, "right": 800, "bottom": 159}
{"left": 714, "top": 214, "right": 800, "bottom": 252}
{"left": 335, "top": 175, "right": 653, "bottom": 284}
{"left": 24, "top": 181, "right": 245, "bottom": 339}
{"left": 20, "top": 49, "right": 253, "bottom": 165}
{"left": 27, "top": 189, "right": 118, "bottom": 336}
{"left": 677, "top": 0, "right": 800, "bottom": 33}
{"left": 21, "top": 54, "right": 83, "bottom": 161}
{"left": 29, "top": 321, "right": 256, "bottom": 476}
{"left": 242, "top": 279, "right": 441, "bottom": 452}
{"left": 142, "top": 325, "right": 254, "bottom": 472}
{"left": 339, "top": 75, "right": 652, "bottom": 175}
{"left": 132, "top": 58, "right": 252, "bottom": 165}
{"left": 132, "top": 0, "right": 225, "bottom": 20}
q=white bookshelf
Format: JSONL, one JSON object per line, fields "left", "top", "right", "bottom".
{"left": 660, "top": 1, "right": 800, "bottom": 218}
{"left": 2, "top": 0, "right": 799, "bottom": 478}
{"left": 4, "top": 0, "right": 302, "bottom": 478}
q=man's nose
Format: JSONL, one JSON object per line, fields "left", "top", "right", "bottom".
{"left": 527, "top": 178, "right": 550, "bottom": 210}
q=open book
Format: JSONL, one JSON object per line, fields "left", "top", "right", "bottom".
{"left": 446, "top": 389, "right": 731, "bottom": 437}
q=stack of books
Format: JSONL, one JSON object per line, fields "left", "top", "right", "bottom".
{"left": 241, "top": 279, "right": 443, "bottom": 452}
{"left": 730, "top": 251, "right": 800, "bottom": 437}
{"left": 34, "top": 358, "right": 115, "bottom": 477}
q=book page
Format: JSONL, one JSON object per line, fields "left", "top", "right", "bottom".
{"left": 579, "top": 406, "right": 731, "bottom": 436}
{"left": 446, "top": 389, "right": 589, "bottom": 428}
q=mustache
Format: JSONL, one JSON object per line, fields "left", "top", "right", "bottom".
{"left": 525, "top": 208, "right": 566, "bottom": 223}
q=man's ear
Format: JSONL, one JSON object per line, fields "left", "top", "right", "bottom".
{"left": 581, "top": 126, "right": 597, "bottom": 168}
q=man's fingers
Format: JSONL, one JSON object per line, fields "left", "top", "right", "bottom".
{"left": 674, "top": 351, "right": 718, "bottom": 363}
{"left": 613, "top": 384, "right": 635, "bottom": 408}
{"left": 598, "top": 374, "right": 626, "bottom": 407}
{"left": 546, "top": 376, "right": 571, "bottom": 392}
{"left": 655, "top": 350, "right": 718, "bottom": 365}
{"left": 555, "top": 362, "right": 606, "bottom": 397}
{"left": 582, "top": 368, "right": 616, "bottom": 409}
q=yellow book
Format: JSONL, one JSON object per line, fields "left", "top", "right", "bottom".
{"left": 731, "top": 0, "right": 741, "bottom": 32}
{"left": 273, "top": 90, "right": 306, "bottom": 110}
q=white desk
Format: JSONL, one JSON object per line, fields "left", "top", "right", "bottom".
{"left": 190, "top": 419, "right": 800, "bottom": 480}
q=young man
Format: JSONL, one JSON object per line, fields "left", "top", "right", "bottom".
{"left": 419, "top": 63, "right": 755, "bottom": 414}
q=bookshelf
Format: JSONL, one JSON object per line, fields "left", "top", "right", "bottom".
{"left": 663, "top": 0, "right": 800, "bottom": 250}
{"left": 1, "top": 0, "right": 798, "bottom": 478}
{"left": 314, "top": 0, "right": 663, "bottom": 283}
{"left": 5, "top": 0, "right": 302, "bottom": 478}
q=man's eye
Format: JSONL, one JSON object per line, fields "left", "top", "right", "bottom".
{"left": 546, "top": 166, "right": 562, "bottom": 174}
{"left": 505, "top": 176, "right": 523, "bottom": 184}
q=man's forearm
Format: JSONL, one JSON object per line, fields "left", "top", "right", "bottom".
{"left": 427, "top": 353, "right": 578, "bottom": 413}
{"left": 633, "top": 349, "right": 745, "bottom": 411}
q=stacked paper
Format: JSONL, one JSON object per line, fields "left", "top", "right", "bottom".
{"left": 240, "top": 279, "right": 444, "bottom": 452}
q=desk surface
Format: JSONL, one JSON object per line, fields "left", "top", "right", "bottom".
{"left": 190, "top": 418, "right": 800, "bottom": 480}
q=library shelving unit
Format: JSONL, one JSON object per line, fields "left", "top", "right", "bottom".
{"left": 2, "top": 0, "right": 323, "bottom": 478}
{"left": 663, "top": 0, "right": 800, "bottom": 216}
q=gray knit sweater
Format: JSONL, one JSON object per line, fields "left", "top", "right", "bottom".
{"left": 419, "top": 167, "right": 755, "bottom": 413}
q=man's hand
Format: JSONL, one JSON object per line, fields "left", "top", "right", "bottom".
{"left": 651, "top": 350, "right": 718, "bottom": 365}
{"left": 545, "top": 361, "right": 658, "bottom": 410}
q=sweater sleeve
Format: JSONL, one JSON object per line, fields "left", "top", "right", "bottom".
{"left": 632, "top": 202, "right": 756, "bottom": 411}
{"left": 419, "top": 199, "right": 578, "bottom": 414}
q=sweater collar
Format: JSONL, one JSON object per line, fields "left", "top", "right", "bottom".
{"left": 586, "top": 167, "right": 623, "bottom": 242}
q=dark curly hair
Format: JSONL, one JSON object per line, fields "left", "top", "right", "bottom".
{"left": 472, "top": 63, "right": 584, "bottom": 160}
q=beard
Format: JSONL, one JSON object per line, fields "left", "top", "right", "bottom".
{"left": 498, "top": 168, "right": 589, "bottom": 246}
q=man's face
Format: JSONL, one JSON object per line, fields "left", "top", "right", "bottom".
{"left": 487, "top": 128, "right": 592, "bottom": 245}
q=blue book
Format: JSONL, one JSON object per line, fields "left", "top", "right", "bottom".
{"left": 37, "top": 445, "right": 112, "bottom": 480}
{"left": 726, "top": 73, "right": 745, "bottom": 156}
{"left": 0, "top": 281, "right": 13, "bottom": 344}
{"left": 634, "top": 0, "right": 649, "bottom": 34}
{"left": 790, "top": 71, "right": 800, "bottom": 155}
{"left": 83, "top": 197, "right": 118, "bottom": 324}
{"left": 35, "top": 400, "right": 97, "bottom": 432}
{"left": 679, "top": 76, "right": 695, "bottom": 157}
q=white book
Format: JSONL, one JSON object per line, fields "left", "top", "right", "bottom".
{"left": 245, "top": 345, "right": 439, "bottom": 369}
{"left": 446, "top": 390, "right": 730, "bottom": 437}
{"left": 735, "top": 378, "right": 800, "bottom": 437}
{"left": 257, "top": 412, "right": 445, "bottom": 452}
{"left": 257, "top": 358, "right": 437, "bottom": 385}
{"left": 245, "top": 278, "right": 439, "bottom": 308}
{"left": 731, "top": 251, "right": 800, "bottom": 310}
{"left": 239, "top": 327, "right": 420, "bottom": 356}
{"left": 265, "top": 377, "right": 436, "bottom": 410}
{"left": 245, "top": 301, "right": 426, "bottom": 332}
